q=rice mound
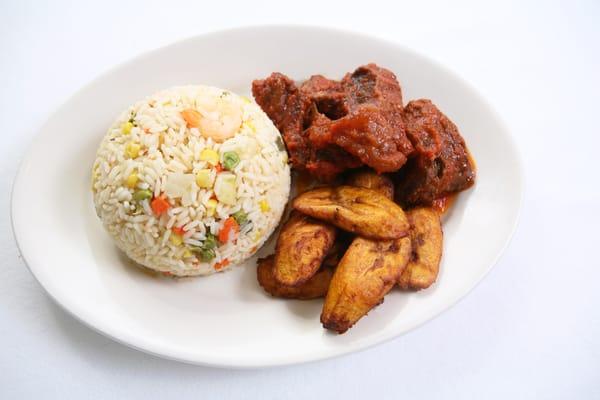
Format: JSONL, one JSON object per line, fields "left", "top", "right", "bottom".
{"left": 92, "top": 85, "right": 290, "bottom": 276}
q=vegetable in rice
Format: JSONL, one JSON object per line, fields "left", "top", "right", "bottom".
{"left": 91, "top": 85, "right": 290, "bottom": 276}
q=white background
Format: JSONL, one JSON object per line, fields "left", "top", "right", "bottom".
{"left": 1, "top": 0, "right": 598, "bottom": 398}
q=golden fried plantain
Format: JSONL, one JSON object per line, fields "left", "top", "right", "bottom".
{"left": 292, "top": 186, "right": 409, "bottom": 240}
{"left": 274, "top": 211, "right": 337, "bottom": 286}
{"left": 398, "top": 207, "right": 443, "bottom": 290}
{"left": 346, "top": 170, "right": 394, "bottom": 200}
{"left": 257, "top": 255, "right": 333, "bottom": 299}
{"left": 322, "top": 240, "right": 347, "bottom": 268}
{"left": 321, "top": 236, "right": 411, "bottom": 333}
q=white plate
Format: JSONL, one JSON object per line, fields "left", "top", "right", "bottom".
{"left": 11, "top": 26, "right": 522, "bottom": 368}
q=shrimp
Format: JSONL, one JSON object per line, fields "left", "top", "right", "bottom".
{"left": 180, "top": 93, "right": 243, "bottom": 142}
{"left": 195, "top": 95, "right": 242, "bottom": 142}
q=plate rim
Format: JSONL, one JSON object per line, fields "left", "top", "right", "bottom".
{"left": 11, "top": 24, "right": 524, "bottom": 368}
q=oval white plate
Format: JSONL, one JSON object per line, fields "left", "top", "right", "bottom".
{"left": 12, "top": 26, "right": 522, "bottom": 368}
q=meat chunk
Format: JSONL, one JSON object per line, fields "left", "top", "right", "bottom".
{"left": 303, "top": 105, "right": 363, "bottom": 181}
{"left": 331, "top": 64, "right": 413, "bottom": 172}
{"left": 395, "top": 100, "right": 476, "bottom": 206}
{"left": 346, "top": 65, "right": 413, "bottom": 163}
{"left": 252, "top": 65, "right": 475, "bottom": 194}
{"left": 253, "top": 73, "right": 360, "bottom": 181}
{"left": 300, "top": 75, "right": 348, "bottom": 120}
{"left": 317, "top": 105, "right": 411, "bottom": 172}
{"left": 252, "top": 64, "right": 414, "bottom": 181}
{"left": 252, "top": 73, "right": 311, "bottom": 167}
{"left": 342, "top": 64, "right": 404, "bottom": 113}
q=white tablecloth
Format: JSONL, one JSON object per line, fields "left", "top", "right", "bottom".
{"left": 1, "top": 1, "right": 598, "bottom": 398}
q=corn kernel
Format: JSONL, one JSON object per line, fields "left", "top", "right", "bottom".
{"left": 199, "top": 149, "right": 219, "bottom": 165}
{"left": 195, "top": 169, "right": 213, "bottom": 188}
{"left": 244, "top": 120, "right": 256, "bottom": 133}
{"left": 125, "top": 142, "right": 140, "bottom": 159}
{"left": 183, "top": 249, "right": 192, "bottom": 258}
{"left": 125, "top": 173, "right": 138, "bottom": 188}
{"left": 121, "top": 121, "right": 134, "bottom": 134}
{"left": 170, "top": 233, "right": 183, "bottom": 246}
{"left": 206, "top": 199, "right": 218, "bottom": 217}
{"left": 259, "top": 199, "right": 270, "bottom": 212}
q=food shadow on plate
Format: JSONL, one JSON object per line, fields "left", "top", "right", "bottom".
{"left": 234, "top": 255, "right": 271, "bottom": 303}
{"left": 238, "top": 261, "right": 325, "bottom": 321}
{"left": 284, "top": 298, "right": 328, "bottom": 321}
{"left": 234, "top": 228, "right": 280, "bottom": 303}
{"left": 115, "top": 249, "right": 177, "bottom": 281}
{"left": 322, "top": 292, "right": 411, "bottom": 342}
{"left": 244, "top": 222, "right": 327, "bottom": 320}
{"left": 440, "top": 189, "right": 471, "bottom": 227}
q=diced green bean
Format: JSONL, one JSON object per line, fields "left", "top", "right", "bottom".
{"left": 203, "top": 233, "right": 218, "bottom": 249}
{"left": 198, "top": 247, "right": 216, "bottom": 262}
{"left": 132, "top": 189, "right": 152, "bottom": 201}
{"left": 232, "top": 210, "right": 248, "bottom": 226}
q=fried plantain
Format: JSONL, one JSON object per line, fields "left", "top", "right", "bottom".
{"left": 292, "top": 186, "right": 409, "bottom": 240}
{"left": 397, "top": 207, "right": 443, "bottom": 290}
{"left": 274, "top": 211, "right": 337, "bottom": 286}
{"left": 345, "top": 170, "right": 394, "bottom": 200}
{"left": 321, "top": 236, "right": 349, "bottom": 268}
{"left": 257, "top": 255, "right": 333, "bottom": 299}
{"left": 321, "top": 236, "right": 411, "bottom": 333}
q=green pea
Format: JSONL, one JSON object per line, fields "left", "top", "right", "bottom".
{"left": 222, "top": 151, "right": 240, "bottom": 171}
{"left": 232, "top": 210, "right": 248, "bottom": 226}
{"left": 132, "top": 189, "right": 152, "bottom": 201}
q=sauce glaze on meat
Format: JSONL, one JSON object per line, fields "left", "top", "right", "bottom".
{"left": 252, "top": 64, "right": 476, "bottom": 206}
{"left": 253, "top": 64, "right": 413, "bottom": 179}
{"left": 395, "top": 99, "right": 475, "bottom": 206}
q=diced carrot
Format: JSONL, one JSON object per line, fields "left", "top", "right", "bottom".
{"left": 181, "top": 109, "right": 201, "bottom": 128}
{"left": 172, "top": 226, "right": 185, "bottom": 236}
{"left": 218, "top": 217, "right": 239, "bottom": 243}
{"left": 214, "top": 259, "right": 230, "bottom": 270}
{"left": 151, "top": 195, "right": 170, "bottom": 216}
{"left": 215, "top": 162, "right": 224, "bottom": 173}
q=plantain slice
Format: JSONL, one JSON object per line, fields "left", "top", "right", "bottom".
{"left": 321, "top": 236, "right": 411, "bottom": 333}
{"left": 274, "top": 211, "right": 337, "bottom": 286}
{"left": 257, "top": 255, "right": 333, "bottom": 299}
{"left": 292, "top": 186, "right": 409, "bottom": 240}
{"left": 397, "top": 207, "right": 443, "bottom": 290}
{"left": 345, "top": 170, "right": 394, "bottom": 200}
